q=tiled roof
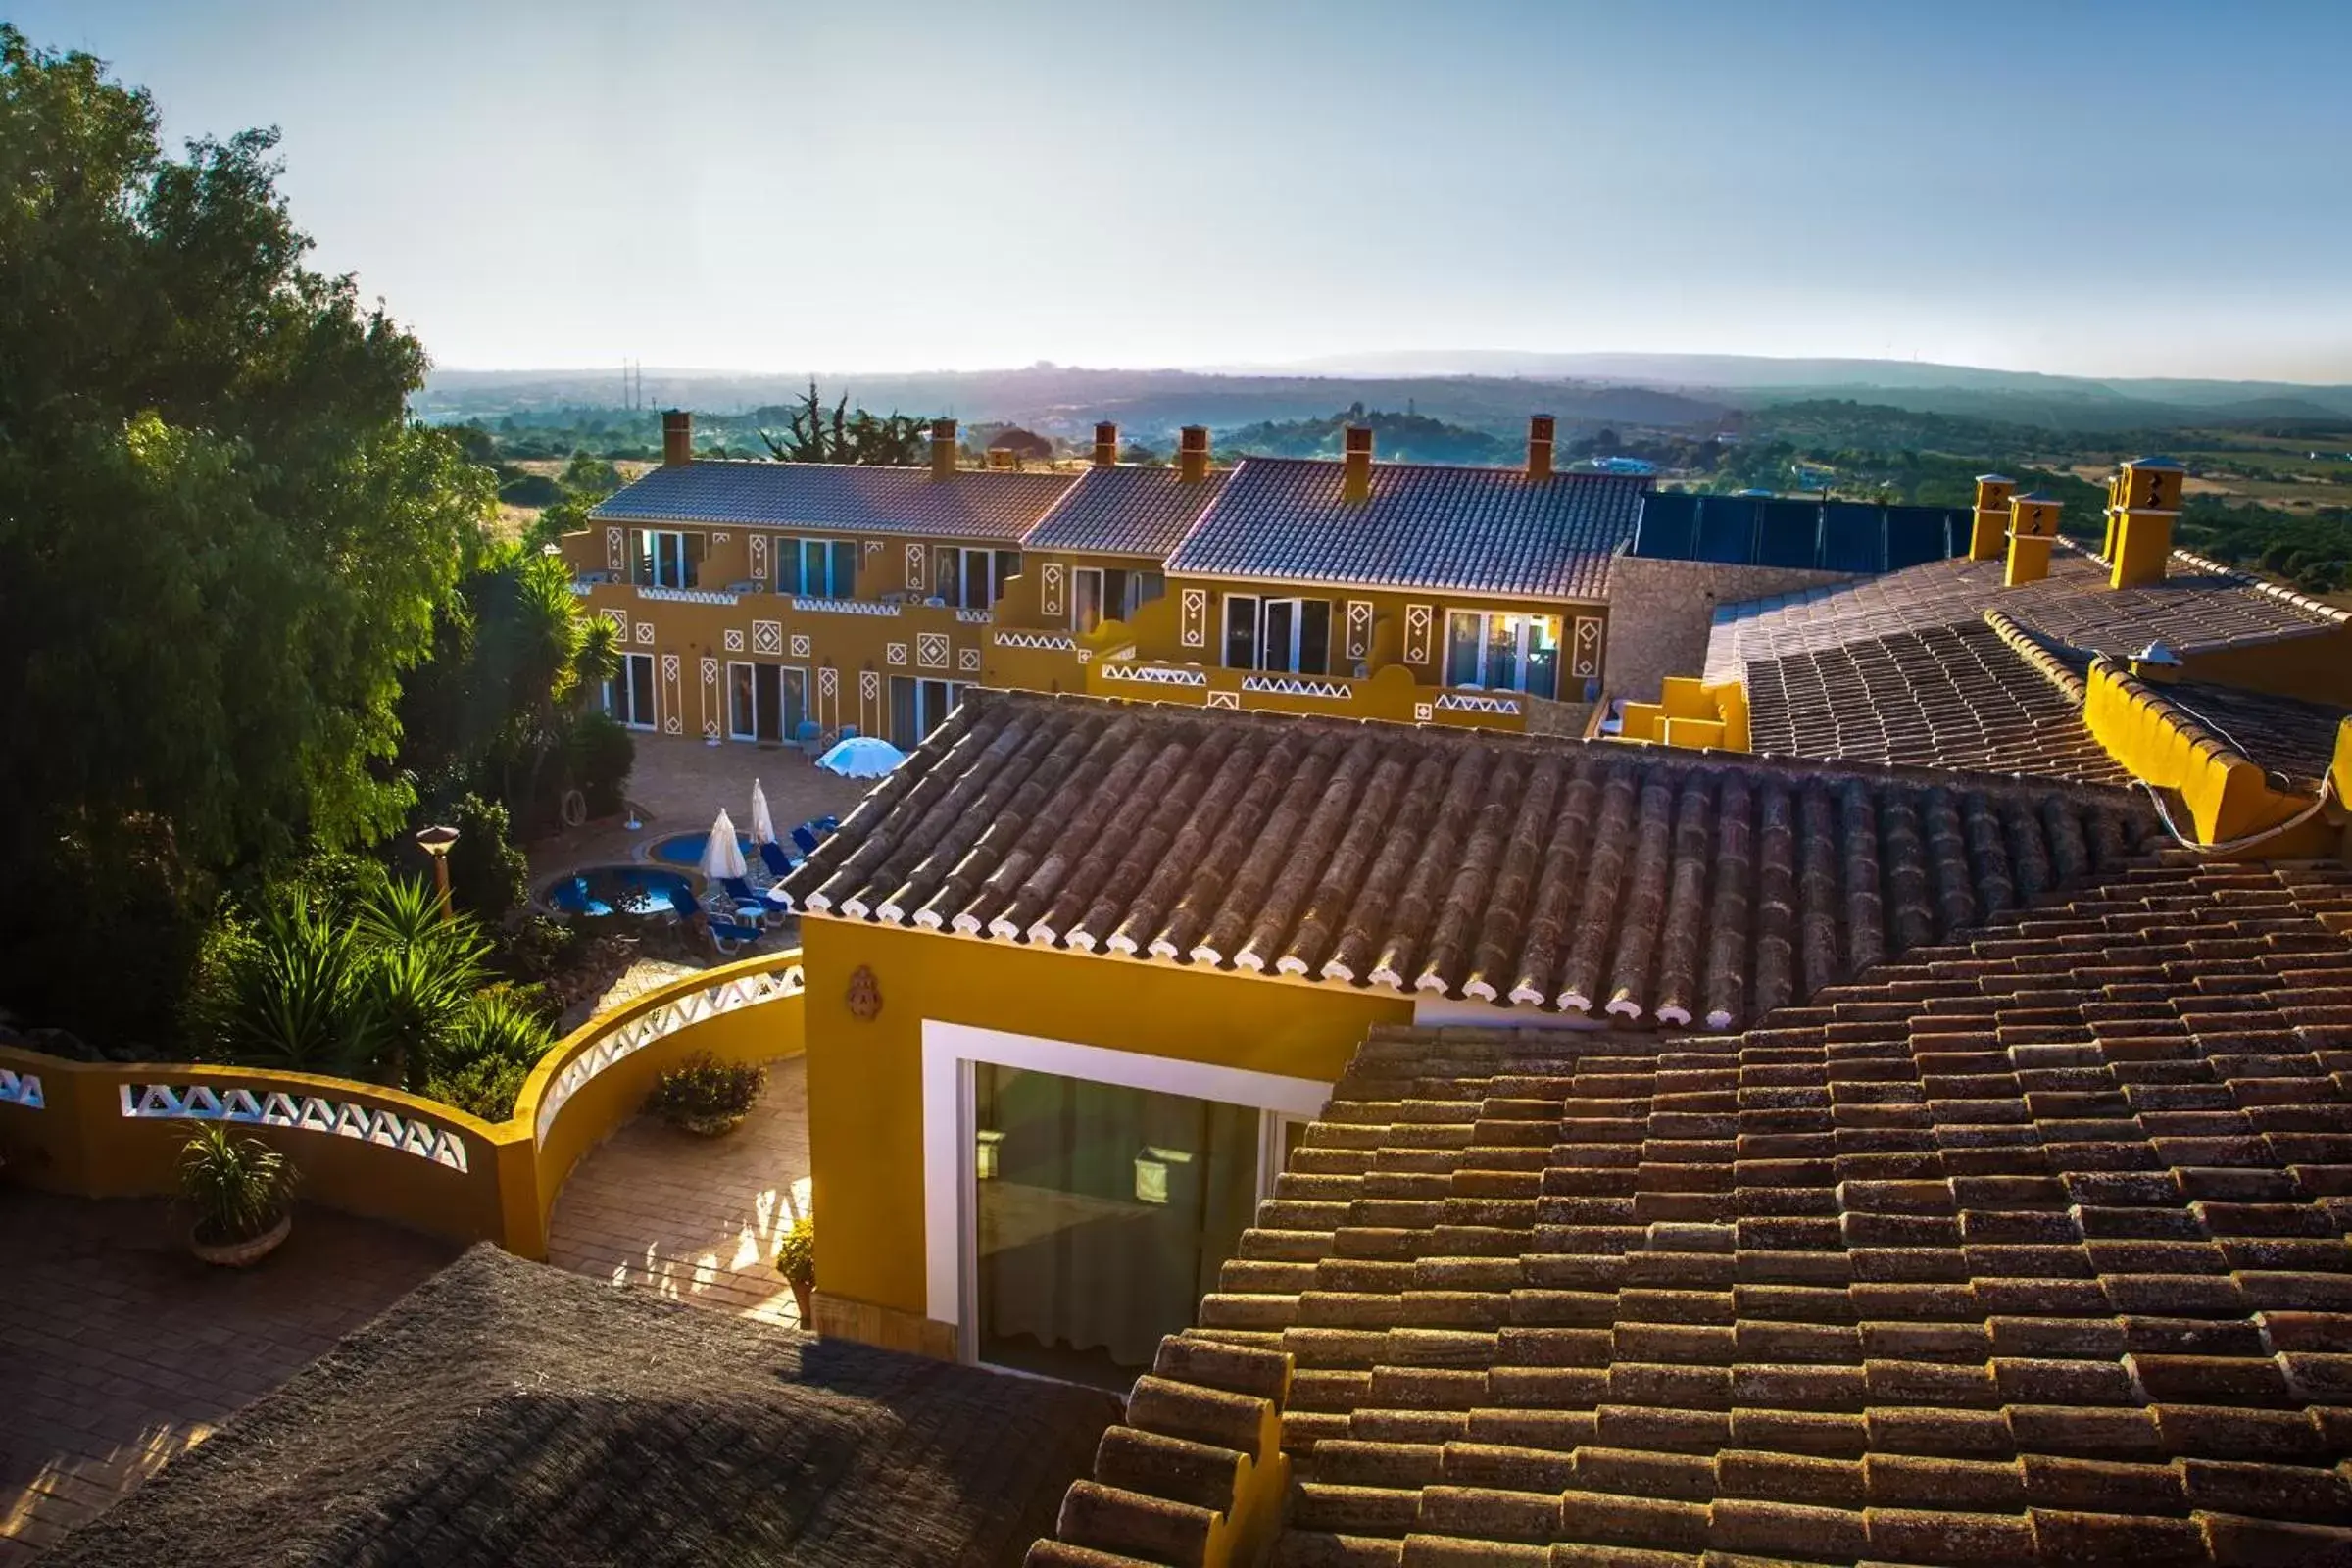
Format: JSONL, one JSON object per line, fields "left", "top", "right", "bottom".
{"left": 1743, "top": 611, "right": 2132, "bottom": 787}
{"left": 586, "top": 459, "right": 1079, "bottom": 541}
{"left": 1707, "top": 544, "right": 2345, "bottom": 684}
{"left": 1633, "top": 492, "right": 1968, "bottom": 574}
{"left": 39, "top": 1245, "right": 1115, "bottom": 1568}
{"left": 2156, "top": 679, "right": 2352, "bottom": 792}
{"left": 1030, "top": 855, "right": 2352, "bottom": 1568}
{"left": 1021, "top": 465, "right": 1227, "bottom": 559}
{"left": 780, "top": 691, "right": 2151, "bottom": 1032}
{"left": 1163, "top": 459, "right": 1645, "bottom": 600}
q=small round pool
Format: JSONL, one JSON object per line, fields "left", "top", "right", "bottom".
{"left": 648, "top": 830, "right": 755, "bottom": 868}
{"left": 544, "top": 865, "right": 695, "bottom": 917}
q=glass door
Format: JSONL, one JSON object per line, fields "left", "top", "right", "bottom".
{"left": 969, "top": 1063, "right": 1262, "bottom": 1392}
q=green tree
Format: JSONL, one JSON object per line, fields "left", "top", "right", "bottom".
{"left": 0, "top": 26, "right": 489, "bottom": 1036}
{"left": 759, "top": 380, "right": 934, "bottom": 465}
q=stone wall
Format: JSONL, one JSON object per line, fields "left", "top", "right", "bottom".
{"left": 1601, "top": 555, "right": 1858, "bottom": 702}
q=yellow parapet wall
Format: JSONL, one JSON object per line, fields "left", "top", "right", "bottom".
{"left": 0, "top": 950, "right": 808, "bottom": 1257}
{"left": 2081, "top": 659, "right": 2334, "bottom": 853}
{"left": 1615, "top": 673, "right": 1748, "bottom": 752}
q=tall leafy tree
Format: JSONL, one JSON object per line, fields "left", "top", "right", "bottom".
{"left": 759, "top": 380, "right": 934, "bottom": 465}
{"left": 0, "top": 26, "right": 490, "bottom": 1035}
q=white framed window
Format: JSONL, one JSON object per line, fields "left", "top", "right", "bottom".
{"left": 921, "top": 1021, "right": 1329, "bottom": 1389}
{"left": 889, "top": 676, "right": 968, "bottom": 748}
{"left": 940, "top": 547, "right": 1021, "bottom": 611}
{"left": 1445, "top": 611, "right": 1561, "bottom": 699}
{"left": 628, "top": 528, "right": 704, "bottom": 589}
{"left": 776, "top": 537, "right": 858, "bottom": 599}
{"left": 1072, "top": 566, "right": 1163, "bottom": 633}
{"left": 1223, "top": 593, "right": 1330, "bottom": 674}
{"left": 605, "top": 652, "right": 658, "bottom": 730}
{"left": 728, "top": 661, "right": 808, "bottom": 744}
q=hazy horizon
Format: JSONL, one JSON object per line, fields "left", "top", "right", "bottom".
{"left": 19, "top": 0, "right": 2352, "bottom": 383}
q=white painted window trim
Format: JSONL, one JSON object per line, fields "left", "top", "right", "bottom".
{"left": 1071, "top": 565, "right": 1104, "bottom": 633}
{"left": 1445, "top": 609, "right": 1562, "bottom": 696}
{"left": 611, "top": 651, "right": 659, "bottom": 731}
{"left": 919, "top": 1019, "right": 1331, "bottom": 1347}
{"left": 725, "top": 659, "right": 758, "bottom": 741}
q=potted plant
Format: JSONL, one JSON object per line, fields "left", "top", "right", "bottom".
{"left": 644, "top": 1052, "right": 767, "bottom": 1137}
{"left": 178, "top": 1124, "right": 298, "bottom": 1266}
{"left": 776, "top": 1215, "right": 814, "bottom": 1326}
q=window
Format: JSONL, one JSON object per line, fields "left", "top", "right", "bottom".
{"left": 606, "top": 652, "right": 658, "bottom": 729}
{"left": 628, "top": 529, "right": 704, "bottom": 589}
{"left": 728, "top": 661, "right": 808, "bottom": 744}
{"left": 941, "top": 547, "right": 1020, "bottom": 611}
{"left": 1071, "top": 567, "right": 1163, "bottom": 633}
{"left": 1223, "top": 594, "right": 1329, "bottom": 674}
{"left": 776, "top": 537, "right": 858, "bottom": 600}
{"left": 1445, "top": 611, "right": 1560, "bottom": 699}
{"left": 889, "top": 676, "right": 968, "bottom": 748}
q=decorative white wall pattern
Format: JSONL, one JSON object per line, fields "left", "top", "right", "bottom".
{"left": 1041, "top": 564, "right": 1064, "bottom": 618}
{"left": 0, "top": 1067, "right": 44, "bottom": 1109}
{"left": 1242, "top": 673, "right": 1352, "bottom": 700}
{"left": 1205, "top": 691, "right": 1241, "bottom": 709}
{"left": 1101, "top": 663, "right": 1208, "bottom": 688}
{"left": 532, "top": 964, "right": 806, "bottom": 1142}
{"left": 606, "top": 526, "right": 624, "bottom": 572}
{"left": 1572, "top": 615, "right": 1605, "bottom": 680}
{"left": 120, "top": 1082, "right": 469, "bottom": 1172}
{"left": 748, "top": 534, "right": 768, "bottom": 583}
{"left": 724, "top": 628, "right": 746, "bottom": 653}
{"left": 790, "top": 633, "right": 811, "bottom": 658}
{"left": 700, "top": 656, "right": 720, "bottom": 737}
{"left": 888, "top": 642, "right": 909, "bottom": 666}
{"left": 916, "top": 631, "right": 950, "bottom": 669}
{"left": 753, "top": 620, "right": 783, "bottom": 656}
{"left": 993, "top": 629, "right": 1075, "bottom": 652}
{"left": 905, "top": 543, "right": 925, "bottom": 592}
{"left": 959, "top": 647, "right": 981, "bottom": 672}
{"left": 661, "top": 653, "right": 683, "bottom": 733}
{"left": 601, "top": 609, "right": 629, "bottom": 637}
{"left": 634, "top": 622, "right": 656, "bottom": 645}
{"left": 637, "top": 585, "right": 737, "bottom": 606}
{"left": 1181, "top": 588, "right": 1208, "bottom": 648}
{"left": 1404, "top": 604, "right": 1434, "bottom": 665}
{"left": 1346, "top": 600, "right": 1374, "bottom": 662}
{"left": 1435, "top": 691, "right": 1522, "bottom": 715}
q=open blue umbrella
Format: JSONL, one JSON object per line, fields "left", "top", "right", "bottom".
{"left": 816, "top": 736, "right": 907, "bottom": 779}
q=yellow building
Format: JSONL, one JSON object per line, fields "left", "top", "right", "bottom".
{"left": 561, "top": 412, "right": 1642, "bottom": 748}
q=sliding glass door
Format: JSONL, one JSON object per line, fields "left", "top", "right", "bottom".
{"left": 971, "top": 1063, "right": 1262, "bottom": 1390}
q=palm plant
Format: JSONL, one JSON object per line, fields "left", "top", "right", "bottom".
{"left": 178, "top": 1123, "right": 296, "bottom": 1245}
{"left": 355, "top": 873, "right": 492, "bottom": 1087}
{"left": 191, "top": 896, "right": 389, "bottom": 1074}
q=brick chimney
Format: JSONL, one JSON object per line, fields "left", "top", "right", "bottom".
{"left": 1970, "top": 474, "right": 2016, "bottom": 561}
{"left": 662, "top": 409, "right": 692, "bottom": 467}
{"left": 986, "top": 447, "right": 1017, "bottom": 470}
{"left": 1341, "top": 425, "right": 1373, "bottom": 504}
{"left": 1093, "top": 422, "right": 1119, "bottom": 467}
{"left": 1177, "top": 425, "right": 1210, "bottom": 484}
{"left": 2107, "top": 457, "right": 2182, "bottom": 589}
{"left": 1526, "top": 414, "right": 1556, "bottom": 482}
{"left": 2005, "top": 492, "right": 2060, "bottom": 587}
{"left": 930, "top": 418, "right": 957, "bottom": 480}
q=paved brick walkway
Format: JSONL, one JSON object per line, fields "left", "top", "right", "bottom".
{"left": 0, "top": 1192, "right": 455, "bottom": 1564}
{"left": 545, "top": 1055, "right": 810, "bottom": 1325}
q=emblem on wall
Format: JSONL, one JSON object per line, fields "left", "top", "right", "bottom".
{"left": 606, "top": 526, "right": 624, "bottom": 572}
{"left": 1205, "top": 691, "right": 1240, "bottom": 710}
{"left": 846, "top": 965, "right": 882, "bottom": 1021}
{"left": 916, "top": 631, "right": 949, "bottom": 669}
{"left": 888, "top": 641, "right": 908, "bottom": 666}
{"left": 790, "top": 633, "right": 810, "bottom": 659}
{"left": 634, "top": 621, "right": 656, "bottom": 645}
{"left": 860, "top": 669, "right": 881, "bottom": 700}
{"left": 699, "top": 657, "right": 719, "bottom": 737}
{"left": 753, "top": 619, "right": 782, "bottom": 657}
{"left": 724, "top": 628, "right": 746, "bottom": 653}
{"left": 600, "top": 608, "right": 628, "bottom": 636}
{"left": 660, "top": 654, "right": 683, "bottom": 734}
{"left": 1345, "top": 600, "right": 1373, "bottom": 662}
{"left": 1041, "top": 564, "right": 1064, "bottom": 618}
{"left": 905, "top": 543, "right": 925, "bottom": 593}
{"left": 959, "top": 646, "right": 981, "bottom": 672}
{"left": 748, "top": 534, "right": 769, "bottom": 583}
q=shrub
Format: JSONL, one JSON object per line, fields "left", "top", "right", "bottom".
{"left": 496, "top": 915, "right": 583, "bottom": 984}
{"left": 497, "top": 473, "right": 562, "bottom": 507}
{"left": 420, "top": 988, "right": 555, "bottom": 1121}
{"left": 776, "top": 1215, "right": 814, "bottom": 1290}
{"left": 644, "top": 1051, "right": 766, "bottom": 1130}
{"left": 178, "top": 1124, "right": 297, "bottom": 1245}
{"left": 568, "top": 711, "right": 634, "bottom": 818}
{"left": 447, "top": 793, "right": 530, "bottom": 921}
{"left": 422, "top": 1052, "right": 532, "bottom": 1122}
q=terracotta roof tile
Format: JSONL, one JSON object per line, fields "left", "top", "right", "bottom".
{"left": 1032, "top": 856, "right": 2352, "bottom": 1566}
{"left": 1165, "top": 458, "right": 1644, "bottom": 599}
{"left": 799, "top": 691, "right": 2154, "bottom": 1034}
{"left": 589, "top": 457, "right": 1077, "bottom": 540}
{"left": 1020, "top": 464, "right": 1227, "bottom": 558}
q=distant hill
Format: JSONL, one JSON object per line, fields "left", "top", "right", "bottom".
{"left": 420, "top": 367, "right": 1730, "bottom": 442}
{"left": 1222, "top": 409, "right": 1514, "bottom": 464}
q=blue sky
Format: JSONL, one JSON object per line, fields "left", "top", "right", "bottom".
{"left": 17, "top": 0, "right": 2351, "bottom": 380}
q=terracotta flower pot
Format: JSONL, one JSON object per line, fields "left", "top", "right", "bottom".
{"left": 787, "top": 1281, "right": 813, "bottom": 1327}
{"left": 191, "top": 1211, "right": 291, "bottom": 1268}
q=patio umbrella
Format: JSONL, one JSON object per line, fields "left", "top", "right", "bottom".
{"left": 816, "top": 736, "right": 907, "bottom": 779}
{"left": 698, "top": 808, "right": 749, "bottom": 882}
{"left": 750, "top": 779, "right": 777, "bottom": 846}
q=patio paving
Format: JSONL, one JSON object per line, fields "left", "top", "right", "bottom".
{"left": 0, "top": 1193, "right": 455, "bottom": 1565}
{"left": 544, "top": 1054, "right": 811, "bottom": 1326}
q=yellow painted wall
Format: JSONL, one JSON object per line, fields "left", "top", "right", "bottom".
{"left": 2171, "top": 625, "right": 2352, "bottom": 707}
{"left": 2081, "top": 660, "right": 2334, "bottom": 853}
{"left": 0, "top": 953, "right": 808, "bottom": 1257}
{"left": 798, "top": 917, "right": 1412, "bottom": 1325}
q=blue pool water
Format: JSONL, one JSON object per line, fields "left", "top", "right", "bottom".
{"left": 545, "top": 865, "right": 695, "bottom": 917}
{"left": 649, "top": 830, "right": 755, "bottom": 868}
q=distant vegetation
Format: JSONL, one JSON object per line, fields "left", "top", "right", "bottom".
{"left": 1224, "top": 404, "right": 1513, "bottom": 464}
